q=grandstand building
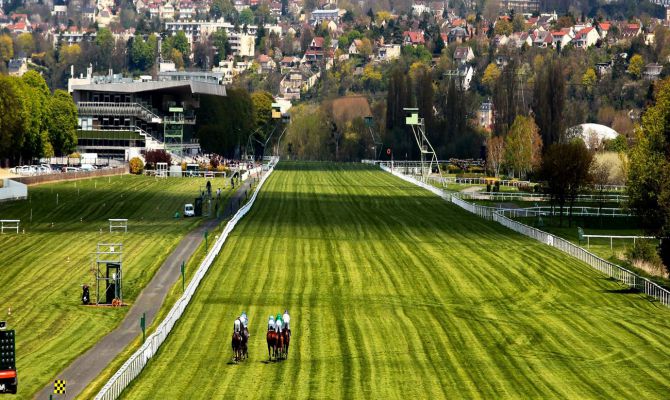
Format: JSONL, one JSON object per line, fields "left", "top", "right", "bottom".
{"left": 68, "top": 67, "right": 226, "bottom": 159}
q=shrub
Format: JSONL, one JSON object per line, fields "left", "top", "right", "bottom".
{"left": 144, "top": 149, "right": 172, "bottom": 170}
{"left": 626, "top": 240, "right": 662, "bottom": 267}
{"left": 129, "top": 157, "right": 144, "bottom": 174}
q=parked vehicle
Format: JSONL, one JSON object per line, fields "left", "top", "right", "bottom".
{"left": 184, "top": 204, "right": 195, "bottom": 217}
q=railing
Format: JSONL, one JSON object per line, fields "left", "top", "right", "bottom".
{"left": 95, "top": 159, "right": 276, "bottom": 400}
{"left": 458, "top": 191, "right": 629, "bottom": 203}
{"left": 0, "top": 220, "right": 20, "bottom": 234}
{"left": 377, "top": 164, "right": 670, "bottom": 309}
{"left": 582, "top": 234, "right": 656, "bottom": 249}
{"left": 77, "top": 102, "right": 163, "bottom": 123}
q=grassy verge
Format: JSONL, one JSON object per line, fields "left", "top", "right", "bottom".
{"left": 0, "top": 174, "right": 235, "bottom": 399}
{"left": 77, "top": 175, "right": 261, "bottom": 399}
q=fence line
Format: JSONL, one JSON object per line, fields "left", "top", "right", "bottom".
{"left": 95, "top": 157, "right": 278, "bottom": 400}
{"left": 378, "top": 164, "right": 670, "bottom": 308}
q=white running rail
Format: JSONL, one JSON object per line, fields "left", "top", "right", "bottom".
{"left": 377, "top": 164, "right": 670, "bottom": 308}
{"left": 95, "top": 158, "right": 278, "bottom": 400}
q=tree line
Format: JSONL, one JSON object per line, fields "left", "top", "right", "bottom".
{"left": 0, "top": 71, "right": 78, "bottom": 166}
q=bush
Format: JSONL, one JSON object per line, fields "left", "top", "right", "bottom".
{"left": 144, "top": 149, "right": 172, "bottom": 170}
{"left": 129, "top": 157, "right": 144, "bottom": 174}
{"left": 626, "top": 240, "right": 662, "bottom": 266}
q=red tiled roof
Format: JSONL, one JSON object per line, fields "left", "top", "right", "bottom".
{"left": 403, "top": 30, "right": 425, "bottom": 44}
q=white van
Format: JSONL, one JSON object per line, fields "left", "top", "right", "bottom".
{"left": 184, "top": 204, "right": 195, "bottom": 217}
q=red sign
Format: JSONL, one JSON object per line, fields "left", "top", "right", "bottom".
{"left": 386, "top": 148, "right": 391, "bottom": 156}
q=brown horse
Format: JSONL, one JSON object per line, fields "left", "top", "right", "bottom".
{"left": 266, "top": 330, "right": 276, "bottom": 360}
{"left": 275, "top": 330, "right": 285, "bottom": 360}
{"left": 232, "top": 331, "right": 243, "bottom": 362}
{"left": 241, "top": 327, "right": 249, "bottom": 360}
{"left": 282, "top": 329, "right": 290, "bottom": 359}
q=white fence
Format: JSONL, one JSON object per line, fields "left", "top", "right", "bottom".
{"left": 95, "top": 158, "right": 278, "bottom": 400}
{"left": 379, "top": 165, "right": 670, "bottom": 309}
{"left": 458, "top": 191, "right": 629, "bottom": 203}
{"left": 0, "top": 179, "right": 27, "bottom": 202}
{"left": 0, "top": 220, "right": 20, "bottom": 234}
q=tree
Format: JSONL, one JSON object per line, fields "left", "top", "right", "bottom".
{"left": 533, "top": 59, "right": 565, "bottom": 148}
{"left": 482, "top": 63, "right": 501, "bottom": 93}
{"left": 494, "top": 19, "right": 513, "bottom": 36}
{"left": 0, "top": 35, "right": 14, "bottom": 63}
{"left": 282, "top": 104, "right": 331, "bottom": 160}
{"left": 627, "top": 54, "right": 644, "bottom": 79}
{"left": 358, "top": 38, "right": 373, "bottom": 59}
{"left": 581, "top": 68, "right": 597, "bottom": 93}
{"left": 539, "top": 141, "right": 593, "bottom": 226}
{"left": 0, "top": 76, "right": 29, "bottom": 164}
{"left": 197, "top": 88, "right": 254, "bottom": 158}
{"left": 240, "top": 8, "right": 254, "bottom": 25}
{"left": 486, "top": 135, "right": 505, "bottom": 177}
{"left": 504, "top": 115, "right": 542, "bottom": 179}
{"left": 48, "top": 90, "right": 78, "bottom": 156}
{"left": 512, "top": 13, "right": 526, "bottom": 32}
{"left": 144, "top": 149, "right": 172, "bottom": 169}
{"left": 20, "top": 71, "right": 51, "bottom": 160}
{"left": 212, "top": 29, "right": 229, "bottom": 64}
{"left": 16, "top": 33, "right": 34, "bottom": 57}
{"left": 628, "top": 78, "right": 670, "bottom": 271}
{"left": 130, "top": 34, "right": 156, "bottom": 72}
{"left": 95, "top": 28, "right": 115, "bottom": 70}
{"left": 251, "top": 90, "right": 274, "bottom": 136}
{"left": 172, "top": 31, "right": 190, "bottom": 58}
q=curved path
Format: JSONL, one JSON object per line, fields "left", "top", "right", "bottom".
{"left": 34, "top": 176, "right": 257, "bottom": 400}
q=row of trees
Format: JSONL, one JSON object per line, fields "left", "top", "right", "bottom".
{"left": 0, "top": 71, "right": 78, "bottom": 165}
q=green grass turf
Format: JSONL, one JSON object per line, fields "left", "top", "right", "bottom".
{"left": 0, "top": 174, "right": 234, "bottom": 399}
{"left": 121, "top": 163, "right": 670, "bottom": 399}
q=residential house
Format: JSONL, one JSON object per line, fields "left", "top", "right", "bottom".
{"left": 82, "top": 7, "right": 96, "bottom": 24}
{"left": 279, "top": 70, "right": 319, "bottom": 100}
{"left": 51, "top": 5, "right": 67, "bottom": 18}
{"left": 403, "top": 30, "right": 425, "bottom": 46}
{"left": 377, "top": 44, "right": 401, "bottom": 61}
{"left": 532, "top": 30, "right": 553, "bottom": 48}
{"left": 621, "top": 23, "right": 642, "bottom": 38}
{"left": 178, "top": 1, "right": 194, "bottom": 20}
{"left": 430, "top": 2, "right": 445, "bottom": 18}
{"left": 257, "top": 54, "right": 276, "bottom": 73}
{"left": 447, "top": 26, "right": 468, "bottom": 44}
{"left": 644, "top": 63, "right": 662, "bottom": 80}
{"left": 510, "top": 31, "right": 532, "bottom": 48}
{"left": 573, "top": 27, "right": 599, "bottom": 48}
{"left": 161, "top": 3, "right": 175, "bottom": 21}
{"left": 478, "top": 99, "right": 493, "bottom": 130}
{"left": 411, "top": 1, "right": 429, "bottom": 16}
{"left": 7, "top": 58, "right": 27, "bottom": 76}
{"left": 453, "top": 46, "right": 474, "bottom": 64}
{"left": 598, "top": 21, "right": 611, "bottom": 39}
{"left": 280, "top": 56, "right": 300, "bottom": 71}
{"left": 348, "top": 39, "right": 362, "bottom": 55}
{"left": 269, "top": 1, "right": 281, "bottom": 17}
{"left": 595, "top": 61, "right": 612, "bottom": 76}
{"left": 310, "top": 8, "right": 340, "bottom": 24}
{"left": 551, "top": 30, "right": 571, "bottom": 48}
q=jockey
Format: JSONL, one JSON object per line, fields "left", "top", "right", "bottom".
{"left": 282, "top": 309, "right": 290, "bottom": 332}
{"left": 233, "top": 318, "right": 241, "bottom": 335}
{"left": 268, "top": 315, "right": 276, "bottom": 331}
{"left": 275, "top": 314, "right": 283, "bottom": 333}
{"left": 240, "top": 311, "right": 248, "bottom": 329}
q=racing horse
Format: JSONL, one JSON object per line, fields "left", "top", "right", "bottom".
{"left": 266, "top": 329, "right": 277, "bottom": 361}
{"left": 282, "top": 329, "right": 290, "bottom": 359}
{"left": 275, "top": 329, "right": 285, "bottom": 360}
{"left": 232, "top": 331, "right": 244, "bottom": 362}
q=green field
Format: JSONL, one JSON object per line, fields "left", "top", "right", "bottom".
{"left": 118, "top": 163, "right": 670, "bottom": 399}
{"left": 0, "top": 175, "right": 233, "bottom": 399}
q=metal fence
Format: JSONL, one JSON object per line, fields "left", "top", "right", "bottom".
{"left": 95, "top": 158, "right": 278, "bottom": 400}
{"left": 458, "top": 192, "right": 629, "bottom": 203}
{"left": 379, "top": 165, "right": 670, "bottom": 309}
